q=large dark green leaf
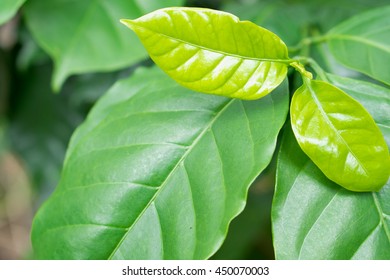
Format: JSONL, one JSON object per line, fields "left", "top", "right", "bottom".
{"left": 31, "top": 67, "right": 289, "bottom": 259}
{"left": 273, "top": 76, "right": 390, "bottom": 259}
{"left": 0, "top": 0, "right": 26, "bottom": 25}
{"left": 121, "top": 8, "right": 289, "bottom": 100}
{"left": 290, "top": 78, "right": 389, "bottom": 192}
{"left": 327, "top": 5, "right": 390, "bottom": 85}
{"left": 23, "top": 0, "right": 184, "bottom": 91}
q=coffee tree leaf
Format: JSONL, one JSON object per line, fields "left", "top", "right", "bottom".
{"left": 327, "top": 5, "right": 390, "bottom": 85}
{"left": 272, "top": 123, "right": 390, "bottom": 259}
{"left": 31, "top": 67, "right": 289, "bottom": 259}
{"left": 121, "top": 7, "right": 289, "bottom": 100}
{"left": 290, "top": 79, "right": 390, "bottom": 192}
{"left": 326, "top": 74, "right": 390, "bottom": 144}
{"left": 23, "top": 0, "right": 184, "bottom": 91}
{"left": 0, "top": 0, "right": 26, "bottom": 25}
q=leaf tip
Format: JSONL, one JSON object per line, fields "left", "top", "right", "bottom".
{"left": 119, "top": 19, "right": 134, "bottom": 29}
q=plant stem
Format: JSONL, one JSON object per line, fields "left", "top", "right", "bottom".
{"left": 293, "top": 56, "right": 329, "bottom": 82}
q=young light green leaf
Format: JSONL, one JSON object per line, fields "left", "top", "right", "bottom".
{"left": 23, "top": 0, "right": 185, "bottom": 91}
{"left": 272, "top": 124, "right": 390, "bottom": 259}
{"left": 0, "top": 0, "right": 26, "bottom": 25}
{"left": 326, "top": 74, "right": 390, "bottom": 145}
{"left": 121, "top": 7, "right": 289, "bottom": 100}
{"left": 290, "top": 78, "right": 390, "bottom": 192}
{"left": 31, "top": 67, "right": 289, "bottom": 259}
{"left": 327, "top": 5, "right": 390, "bottom": 85}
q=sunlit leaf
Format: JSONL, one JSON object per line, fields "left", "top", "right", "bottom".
{"left": 31, "top": 67, "right": 289, "bottom": 259}
{"left": 327, "top": 74, "right": 390, "bottom": 146}
{"left": 290, "top": 78, "right": 390, "bottom": 192}
{"left": 327, "top": 5, "right": 390, "bottom": 85}
{"left": 121, "top": 8, "right": 289, "bottom": 100}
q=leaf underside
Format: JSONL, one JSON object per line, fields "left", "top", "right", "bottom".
{"left": 121, "top": 7, "right": 289, "bottom": 100}
{"left": 290, "top": 79, "right": 390, "bottom": 192}
{"left": 31, "top": 67, "right": 289, "bottom": 259}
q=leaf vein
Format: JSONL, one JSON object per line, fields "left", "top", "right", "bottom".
{"left": 107, "top": 98, "right": 235, "bottom": 259}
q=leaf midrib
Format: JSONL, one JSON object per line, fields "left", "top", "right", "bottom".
{"left": 107, "top": 98, "right": 235, "bottom": 259}
{"left": 372, "top": 192, "right": 390, "bottom": 242}
{"left": 304, "top": 80, "right": 369, "bottom": 177}
{"left": 328, "top": 34, "right": 390, "bottom": 53}
{"left": 126, "top": 21, "right": 292, "bottom": 64}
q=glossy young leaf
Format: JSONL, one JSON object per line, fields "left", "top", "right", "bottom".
{"left": 327, "top": 5, "right": 390, "bottom": 85}
{"left": 121, "top": 8, "right": 289, "bottom": 100}
{"left": 31, "top": 67, "right": 289, "bottom": 259}
{"left": 23, "top": 0, "right": 184, "bottom": 91}
{"left": 290, "top": 79, "right": 390, "bottom": 192}
{"left": 0, "top": 0, "right": 26, "bottom": 25}
{"left": 272, "top": 124, "right": 390, "bottom": 259}
{"left": 326, "top": 74, "right": 390, "bottom": 146}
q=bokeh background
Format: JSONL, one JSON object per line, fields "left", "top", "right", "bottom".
{"left": 0, "top": 0, "right": 386, "bottom": 259}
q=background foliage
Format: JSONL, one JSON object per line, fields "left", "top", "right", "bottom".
{"left": 0, "top": 0, "right": 388, "bottom": 259}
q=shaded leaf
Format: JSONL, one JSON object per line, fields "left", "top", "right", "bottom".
{"left": 327, "top": 6, "right": 390, "bottom": 85}
{"left": 272, "top": 123, "right": 390, "bottom": 259}
{"left": 31, "top": 67, "right": 289, "bottom": 259}
{"left": 290, "top": 79, "right": 390, "bottom": 192}
{"left": 23, "top": 0, "right": 184, "bottom": 90}
{"left": 222, "top": 0, "right": 389, "bottom": 47}
{"left": 7, "top": 63, "right": 83, "bottom": 199}
{"left": 121, "top": 8, "right": 289, "bottom": 100}
{"left": 0, "top": 0, "right": 26, "bottom": 25}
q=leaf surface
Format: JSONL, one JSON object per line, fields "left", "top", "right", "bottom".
{"left": 273, "top": 76, "right": 390, "bottom": 259}
{"left": 23, "top": 0, "right": 184, "bottom": 90}
{"left": 290, "top": 79, "right": 390, "bottom": 192}
{"left": 121, "top": 8, "right": 289, "bottom": 100}
{"left": 31, "top": 67, "right": 289, "bottom": 259}
{"left": 272, "top": 124, "right": 390, "bottom": 259}
{"left": 0, "top": 0, "right": 26, "bottom": 25}
{"left": 326, "top": 74, "right": 390, "bottom": 145}
{"left": 327, "top": 5, "right": 390, "bottom": 85}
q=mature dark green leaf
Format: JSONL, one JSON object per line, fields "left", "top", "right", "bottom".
{"left": 290, "top": 78, "right": 390, "bottom": 192}
{"left": 272, "top": 124, "right": 390, "bottom": 259}
{"left": 0, "top": 0, "right": 26, "bottom": 25}
{"left": 327, "top": 6, "right": 390, "bottom": 85}
{"left": 31, "top": 67, "right": 289, "bottom": 259}
{"left": 121, "top": 8, "right": 289, "bottom": 100}
{"left": 23, "top": 0, "right": 184, "bottom": 91}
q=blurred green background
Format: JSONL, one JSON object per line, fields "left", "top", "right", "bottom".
{"left": 0, "top": 0, "right": 386, "bottom": 259}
